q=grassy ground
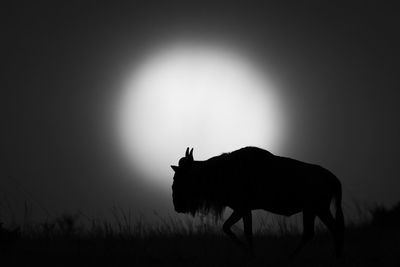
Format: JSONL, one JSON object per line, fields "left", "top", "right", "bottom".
{"left": 1, "top": 204, "right": 400, "bottom": 266}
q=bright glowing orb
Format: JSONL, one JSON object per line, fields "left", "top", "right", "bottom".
{"left": 117, "top": 43, "right": 285, "bottom": 189}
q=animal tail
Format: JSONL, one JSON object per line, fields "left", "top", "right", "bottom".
{"left": 333, "top": 178, "right": 345, "bottom": 256}
{"left": 333, "top": 181, "right": 345, "bottom": 233}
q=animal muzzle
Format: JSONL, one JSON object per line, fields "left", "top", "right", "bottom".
{"left": 174, "top": 206, "right": 185, "bottom": 213}
{"left": 173, "top": 202, "right": 188, "bottom": 213}
{"left": 172, "top": 197, "right": 185, "bottom": 213}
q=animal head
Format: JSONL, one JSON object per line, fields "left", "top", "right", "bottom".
{"left": 171, "top": 147, "right": 226, "bottom": 219}
{"left": 171, "top": 147, "right": 197, "bottom": 214}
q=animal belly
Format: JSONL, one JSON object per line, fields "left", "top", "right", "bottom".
{"left": 261, "top": 202, "right": 303, "bottom": 216}
{"left": 250, "top": 188, "right": 304, "bottom": 216}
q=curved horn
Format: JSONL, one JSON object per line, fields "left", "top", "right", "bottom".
{"left": 185, "top": 147, "right": 190, "bottom": 157}
{"left": 189, "top": 148, "right": 194, "bottom": 160}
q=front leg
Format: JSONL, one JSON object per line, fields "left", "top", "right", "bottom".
{"left": 222, "top": 210, "right": 243, "bottom": 246}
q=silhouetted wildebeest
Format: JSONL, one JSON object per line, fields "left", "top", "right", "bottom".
{"left": 171, "top": 147, "right": 344, "bottom": 257}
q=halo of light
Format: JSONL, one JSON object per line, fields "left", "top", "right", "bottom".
{"left": 116, "top": 42, "right": 286, "bottom": 189}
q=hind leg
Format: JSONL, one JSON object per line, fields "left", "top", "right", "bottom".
{"left": 291, "top": 210, "right": 316, "bottom": 258}
{"left": 317, "top": 209, "right": 343, "bottom": 257}
{"left": 223, "top": 210, "right": 244, "bottom": 246}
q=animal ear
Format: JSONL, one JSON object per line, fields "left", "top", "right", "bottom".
{"left": 185, "top": 147, "right": 190, "bottom": 157}
{"left": 189, "top": 148, "right": 194, "bottom": 161}
{"left": 171, "top": 165, "right": 179, "bottom": 172}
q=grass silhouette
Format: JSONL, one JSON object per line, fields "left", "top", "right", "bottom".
{"left": 1, "top": 203, "right": 399, "bottom": 266}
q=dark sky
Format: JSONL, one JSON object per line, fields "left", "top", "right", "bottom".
{"left": 2, "top": 1, "right": 399, "bottom": 223}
